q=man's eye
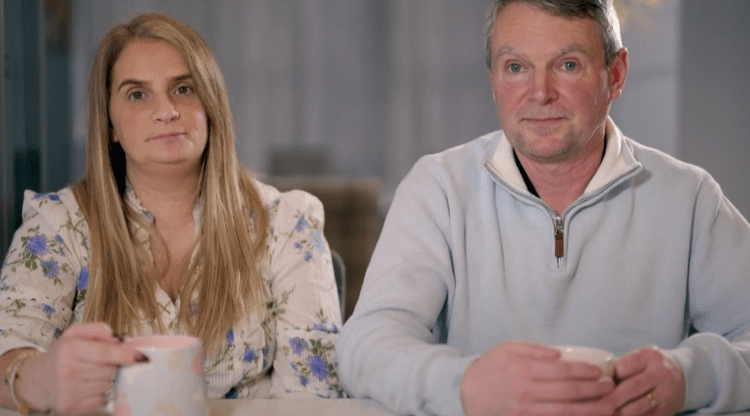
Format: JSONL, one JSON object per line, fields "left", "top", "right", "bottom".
{"left": 563, "top": 61, "right": 577, "bottom": 71}
{"left": 508, "top": 63, "right": 522, "bottom": 73}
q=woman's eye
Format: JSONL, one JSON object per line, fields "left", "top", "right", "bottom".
{"left": 128, "top": 91, "right": 144, "bottom": 100}
{"left": 563, "top": 61, "right": 577, "bottom": 71}
{"left": 176, "top": 85, "right": 194, "bottom": 95}
{"left": 508, "top": 63, "right": 523, "bottom": 73}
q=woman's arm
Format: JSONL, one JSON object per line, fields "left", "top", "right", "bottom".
{"left": 265, "top": 189, "right": 343, "bottom": 398}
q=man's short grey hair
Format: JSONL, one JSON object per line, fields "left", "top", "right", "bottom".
{"left": 484, "top": 0, "right": 623, "bottom": 70}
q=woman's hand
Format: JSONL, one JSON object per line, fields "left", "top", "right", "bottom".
{"left": 16, "top": 322, "right": 148, "bottom": 415}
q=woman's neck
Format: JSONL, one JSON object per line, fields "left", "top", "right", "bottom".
{"left": 126, "top": 168, "right": 201, "bottom": 222}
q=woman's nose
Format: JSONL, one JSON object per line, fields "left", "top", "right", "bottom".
{"left": 152, "top": 94, "right": 179, "bottom": 122}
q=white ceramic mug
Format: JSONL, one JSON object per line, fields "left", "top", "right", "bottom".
{"left": 554, "top": 345, "right": 616, "bottom": 378}
{"left": 109, "top": 334, "right": 208, "bottom": 416}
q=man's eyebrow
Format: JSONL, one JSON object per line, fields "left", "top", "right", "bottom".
{"left": 495, "top": 46, "right": 525, "bottom": 59}
{"left": 493, "top": 44, "right": 588, "bottom": 63}
{"left": 559, "top": 44, "right": 588, "bottom": 55}
{"left": 115, "top": 73, "right": 193, "bottom": 92}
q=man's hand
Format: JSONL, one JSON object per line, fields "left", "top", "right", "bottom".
{"left": 461, "top": 340, "right": 616, "bottom": 416}
{"left": 609, "top": 346, "right": 685, "bottom": 416}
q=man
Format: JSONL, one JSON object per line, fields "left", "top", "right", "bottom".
{"left": 337, "top": 1, "right": 750, "bottom": 415}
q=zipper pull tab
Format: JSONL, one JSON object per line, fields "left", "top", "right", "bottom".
{"left": 555, "top": 216, "right": 564, "bottom": 262}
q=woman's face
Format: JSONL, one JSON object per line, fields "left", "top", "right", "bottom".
{"left": 108, "top": 40, "right": 208, "bottom": 178}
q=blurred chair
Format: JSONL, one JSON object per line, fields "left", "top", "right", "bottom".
{"left": 331, "top": 249, "right": 346, "bottom": 320}
{"left": 266, "top": 145, "right": 330, "bottom": 177}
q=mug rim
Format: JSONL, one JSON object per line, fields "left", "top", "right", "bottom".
{"left": 125, "top": 334, "right": 201, "bottom": 350}
{"left": 553, "top": 345, "right": 616, "bottom": 361}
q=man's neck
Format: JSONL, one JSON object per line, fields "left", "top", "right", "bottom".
{"left": 514, "top": 139, "right": 606, "bottom": 215}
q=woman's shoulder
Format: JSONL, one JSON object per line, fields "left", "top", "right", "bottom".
{"left": 252, "top": 180, "right": 326, "bottom": 251}
{"left": 20, "top": 187, "right": 84, "bottom": 225}
{"left": 253, "top": 179, "right": 325, "bottom": 220}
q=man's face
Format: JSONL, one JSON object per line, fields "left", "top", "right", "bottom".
{"left": 489, "top": 2, "right": 627, "bottom": 164}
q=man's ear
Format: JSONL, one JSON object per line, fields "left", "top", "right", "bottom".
{"left": 489, "top": 71, "right": 498, "bottom": 106}
{"left": 609, "top": 47, "right": 628, "bottom": 101}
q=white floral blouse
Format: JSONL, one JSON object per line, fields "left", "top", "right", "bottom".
{"left": 0, "top": 181, "right": 343, "bottom": 399}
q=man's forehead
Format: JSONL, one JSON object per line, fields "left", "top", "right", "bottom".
{"left": 491, "top": 3, "right": 602, "bottom": 58}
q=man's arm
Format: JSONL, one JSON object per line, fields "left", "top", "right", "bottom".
{"left": 337, "top": 158, "right": 477, "bottom": 416}
{"left": 671, "top": 178, "right": 750, "bottom": 412}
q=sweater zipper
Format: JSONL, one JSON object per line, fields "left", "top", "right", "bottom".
{"left": 483, "top": 156, "right": 641, "bottom": 269}
{"left": 554, "top": 216, "right": 564, "bottom": 266}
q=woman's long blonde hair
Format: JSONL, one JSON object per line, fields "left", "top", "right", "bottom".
{"left": 72, "top": 13, "right": 268, "bottom": 354}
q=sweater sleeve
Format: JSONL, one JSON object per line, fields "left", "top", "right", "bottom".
{"left": 264, "top": 189, "right": 343, "bottom": 398}
{"left": 337, "top": 159, "right": 476, "bottom": 416}
{"left": 0, "top": 189, "right": 87, "bottom": 356}
{"left": 669, "top": 177, "right": 750, "bottom": 412}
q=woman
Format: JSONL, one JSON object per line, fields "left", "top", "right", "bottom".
{"left": 0, "top": 13, "right": 341, "bottom": 415}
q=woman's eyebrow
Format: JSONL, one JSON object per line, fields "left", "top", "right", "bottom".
{"left": 115, "top": 73, "right": 193, "bottom": 92}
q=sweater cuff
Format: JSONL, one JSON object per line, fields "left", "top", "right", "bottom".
{"left": 668, "top": 344, "right": 712, "bottom": 411}
{"left": 424, "top": 355, "right": 477, "bottom": 416}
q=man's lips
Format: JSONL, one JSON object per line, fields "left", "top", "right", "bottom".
{"left": 523, "top": 117, "right": 566, "bottom": 122}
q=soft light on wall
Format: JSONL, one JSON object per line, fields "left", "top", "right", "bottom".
{"left": 615, "top": 0, "right": 669, "bottom": 33}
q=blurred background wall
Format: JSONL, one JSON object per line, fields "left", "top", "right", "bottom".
{"left": 3, "top": 0, "right": 750, "bottom": 317}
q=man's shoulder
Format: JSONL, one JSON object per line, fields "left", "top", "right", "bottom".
{"left": 415, "top": 130, "right": 500, "bottom": 170}
{"left": 625, "top": 137, "right": 712, "bottom": 181}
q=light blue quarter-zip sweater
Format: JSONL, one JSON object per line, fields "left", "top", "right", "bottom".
{"left": 338, "top": 119, "right": 750, "bottom": 416}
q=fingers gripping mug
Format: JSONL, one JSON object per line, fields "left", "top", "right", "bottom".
{"left": 554, "top": 345, "right": 616, "bottom": 378}
{"left": 109, "top": 335, "right": 208, "bottom": 416}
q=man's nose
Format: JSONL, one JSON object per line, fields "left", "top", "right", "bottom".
{"left": 530, "top": 70, "right": 557, "bottom": 104}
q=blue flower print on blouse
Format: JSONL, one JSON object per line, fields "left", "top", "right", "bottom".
{"left": 77, "top": 266, "right": 89, "bottom": 291}
{"left": 74, "top": 265, "right": 90, "bottom": 306}
{"left": 40, "top": 260, "right": 59, "bottom": 280}
{"left": 42, "top": 304, "right": 55, "bottom": 317}
{"left": 27, "top": 235, "right": 48, "bottom": 256}
{"left": 307, "top": 355, "right": 329, "bottom": 381}
{"left": 312, "top": 323, "right": 339, "bottom": 334}
{"left": 290, "top": 337, "right": 309, "bottom": 355}
{"left": 284, "top": 331, "right": 338, "bottom": 392}
{"left": 288, "top": 211, "right": 326, "bottom": 263}
{"left": 33, "top": 192, "right": 60, "bottom": 202}
{"left": 294, "top": 215, "right": 310, "bottom": 232}
{"left": 242, "top": 347, "right": 255, "bottom": 363}
{"left": 226, "top": 329, "right": 235, "bottom": 346}
{"left": 310, "top": 230, "right": 325, "bottom": 254}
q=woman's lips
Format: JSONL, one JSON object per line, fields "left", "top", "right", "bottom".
{"left": 151, "top": 132, "right": 185, "bottom": 141}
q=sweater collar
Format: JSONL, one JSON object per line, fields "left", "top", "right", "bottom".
{"left": 484, "top": 117, "right": 641, "bottom": 197}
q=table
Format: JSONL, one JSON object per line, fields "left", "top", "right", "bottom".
{"left": 1, "top": 400, "right": 748, "bottom": 416}
{"left": 0, "top": 398, "right": 397, "bottom": 416}
{"left": 211, "top": 398, "right": 395, "bottom": 415}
